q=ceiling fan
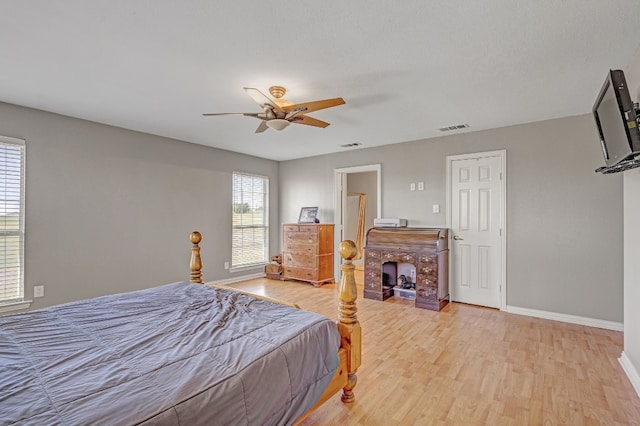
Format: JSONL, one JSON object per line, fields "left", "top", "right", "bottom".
{"left": 203, "top": 86, "right": 346, "bottom": 133}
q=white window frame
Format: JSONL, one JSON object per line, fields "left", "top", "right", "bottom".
{"left": 0, "top": 136, "right": 29, "bottom": 313}
{"left": 231, "top": 172, "right": 269, "bottom": 271}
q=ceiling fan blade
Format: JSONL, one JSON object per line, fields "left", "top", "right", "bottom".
{"left": 293, "top": 115, "right": 330, "bottom": 128}
{"left": 282, "top": 97, "right": 345, "bottom": 115}
{"left": 243, "top": 87, "right": 283, "bottom": 112}
{"left": 202, "top": 112, "right": 262, "bottom": 118}
{"left": 255, "top": 120, "right": 269, "bottom": 133}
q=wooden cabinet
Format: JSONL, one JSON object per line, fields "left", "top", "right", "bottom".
{"left": 364, "top": 227, "right": 449, "bottom": 311}
{"left": 282, "top": 224, "right": 334, "bottom": 286}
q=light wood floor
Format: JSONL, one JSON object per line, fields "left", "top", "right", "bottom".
{"left": 226, "top": 278, "right": 640, "bottom": 426}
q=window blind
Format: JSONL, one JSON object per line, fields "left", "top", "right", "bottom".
{"left": 232, "top": 172, "right": 268, "bottom": 269}
{"left": 0, "top": 136, "right": 25, "bottom": 303}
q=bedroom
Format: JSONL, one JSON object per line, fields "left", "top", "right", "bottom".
{"left": 1, "top": 1, "right": 640, "bottom": 424}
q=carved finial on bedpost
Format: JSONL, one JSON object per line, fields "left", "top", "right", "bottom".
{"left": 190, "top": 231, "right": 203, "bottom": 284}
{"left": 338, "top": 240, "right": 361, "bottom": 403}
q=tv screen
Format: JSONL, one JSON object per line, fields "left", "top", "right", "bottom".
{"left": 592, "top": 69, "right": 640, "bottom": 171}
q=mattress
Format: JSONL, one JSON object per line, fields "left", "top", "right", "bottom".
{"left": 0, "top": 281, "right": 340, "bottom": 425}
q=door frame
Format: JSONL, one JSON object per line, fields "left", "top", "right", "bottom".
{"left": 446, "top": 150, "right": 507, "bottom": 310}
{"left": 334, "top": 164, "right": 382, "bottom": 277}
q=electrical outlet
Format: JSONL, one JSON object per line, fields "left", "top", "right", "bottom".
{"left": 34, "top": 285, "right": 44, "bottom": 298}
{"left": 410, "top": 183, "right": 416, "bottom": 191}
{"left": 224, "top": 261, "right": 229, "bottom": 270}
{"left": 432, "top": 204, "right": 440, "bottom": 213}
{"left": 418, "top": 182, "right": 424, "bottom": 191}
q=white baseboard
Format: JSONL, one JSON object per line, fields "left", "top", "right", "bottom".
{"left": 619, "top": 352, "right": 640, "bottom": 398}
{"left": 206, "top": 272, "right": 266, "bottom": 287}
{"left": 504, "top": 305, "right": 623, "bottom": 331}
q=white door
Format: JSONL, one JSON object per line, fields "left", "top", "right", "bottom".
{"left": 449, "top": 152, "right": 504, "bottom": 309}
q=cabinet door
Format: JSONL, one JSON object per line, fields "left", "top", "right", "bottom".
{"left": 316, "top": 254, "right": 334, "bottom": 281}
{"left": 416, "top": 255, "right": 438, "bottom": 303}
{"left": 364, "top": 250, "right": 382, "bottom": 292}
{"left": 317, "top": 225, "right": 334, "bottom": 255}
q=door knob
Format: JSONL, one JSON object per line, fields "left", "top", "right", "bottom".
{"left": 453, "top": 235, "right": 464, "bottom": 240}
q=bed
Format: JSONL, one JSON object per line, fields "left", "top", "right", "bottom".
{"left": 0, "top": 232, "right": 361, "bottom": 425}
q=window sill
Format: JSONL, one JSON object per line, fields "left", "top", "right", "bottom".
{"left": 0, "top": 299, "right": 32, "bottom": 314}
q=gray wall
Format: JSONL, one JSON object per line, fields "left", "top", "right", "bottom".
{"left": 0, "top": 101, "right": 279, "bottom": 309}
{"left": 280, "top": 114, "right": 624, "bottom": 322}
{"left": 623, "top": 47, "right": 640, "bottom": 380}
{"left": 1, "top": 98, "right": 625, "bottom": 324}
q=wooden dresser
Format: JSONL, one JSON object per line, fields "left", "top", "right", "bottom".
{"left": 282, "top": 223, "right": 334, "bottom": 286}
{"left": 364, "top": 227, "right": 449, "bottom": 311}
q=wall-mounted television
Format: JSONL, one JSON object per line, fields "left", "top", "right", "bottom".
{"left": 592, "top": 69, "right": 640, "bottom": 173}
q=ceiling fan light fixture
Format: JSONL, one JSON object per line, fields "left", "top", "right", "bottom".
{"left": 266, "top": 119, "right": 291, "bottom": 131}
{"left": 203, "top": 86, "right": 345, "bottom": 132}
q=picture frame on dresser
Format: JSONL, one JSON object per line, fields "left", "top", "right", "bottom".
{"left": 298, "top": 206, "right": 319, "bottom": 224}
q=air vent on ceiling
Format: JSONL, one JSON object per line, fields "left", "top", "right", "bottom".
{"left": 340, "top": 142, "right": 362, "bottom": 148}
{"left": 439, "top": 124, "right": 469, "bottom": 132}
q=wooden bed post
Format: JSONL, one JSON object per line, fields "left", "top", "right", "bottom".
{"left": 337, "top": 240, "right": 362, "bottom": 403}
{"left": 190, "top": 231, "right": 203, "bottom": 284}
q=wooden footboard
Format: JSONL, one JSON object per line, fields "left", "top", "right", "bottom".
{"left": 294, "top": 240, "right": 362, "bottom": 424}
{"left": 188, "top": 232, "right": 361, "bottom": 423}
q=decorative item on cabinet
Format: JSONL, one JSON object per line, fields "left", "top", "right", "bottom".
{"left": 363, "top": 227, "right": 449, "bottom": 311}
{"left": 297, "top": 207, "right": 319, "bottom": 224}
{"left": 282, "top": 223, "right": 334, "bottom": 286}
{"left": 265, "top": 254, "right": 282, "bottom": 280}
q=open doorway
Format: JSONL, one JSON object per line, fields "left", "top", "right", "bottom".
{"left": 334, "top": 164, "right": 382, "bottom": 280}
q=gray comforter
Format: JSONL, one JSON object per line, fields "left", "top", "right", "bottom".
{"left": 0, "top": 281, "right": 340, "bottom": 425}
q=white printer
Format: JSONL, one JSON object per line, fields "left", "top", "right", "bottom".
{"left": 373, "top": 218, "right": 407, "bottom": 227}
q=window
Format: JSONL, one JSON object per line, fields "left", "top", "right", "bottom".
{"left": 232, "top": 172, "right": 268, "bottom": 270}
{"left": 0, "top": 136, "right": 25, "bottom": 304}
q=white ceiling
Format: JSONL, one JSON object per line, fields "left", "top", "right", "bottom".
{"left": 1, "top": 1, "right": 639, "bottom": 161}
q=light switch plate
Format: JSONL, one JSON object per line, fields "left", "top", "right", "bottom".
{"left": 432, "top": 204, "right": 440, "bottom": 213}
{"left": 410, "top": 183, "right": 416, "bottom": 191}
{"left": 418, "top": 182, "right": 424, "bottom": 191}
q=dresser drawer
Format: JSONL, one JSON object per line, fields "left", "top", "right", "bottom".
{"left": 299, "top": 225, "right": 319, "bottom": 233}
{"left": 284, "top": 232, "right": 318, "bottom": 244}
{"left": 283, "top": 241, "right": 317, "bottom": 255}
{"left": 283, "top": 224, "right": 299, "bottom": 232}
{"left": 283, "top": 252, "right": 317, "bottom": 268}
{"left": 282, "top": 266, "right": 319, "bottom": 281}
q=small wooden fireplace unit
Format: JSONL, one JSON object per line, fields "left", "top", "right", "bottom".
{"left": 363, "top": 227, "right": 449, "bottom": 311}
